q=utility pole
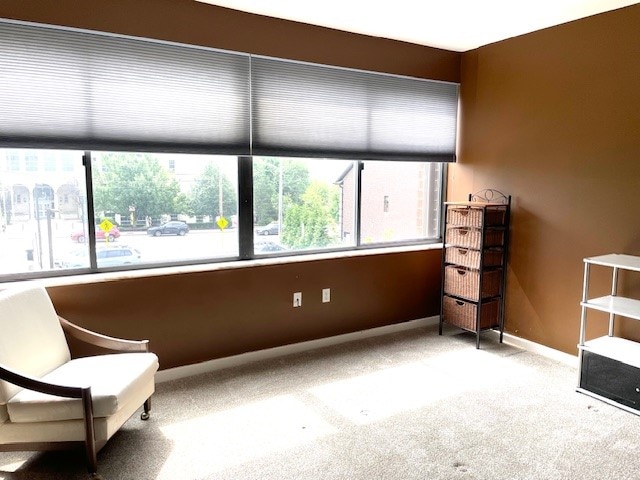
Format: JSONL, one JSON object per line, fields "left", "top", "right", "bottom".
{"left": 278, "top": 159, "right": 283, "bottom": 227}
{"left": 46, "top": 208, "right": 54, "bottom": 269}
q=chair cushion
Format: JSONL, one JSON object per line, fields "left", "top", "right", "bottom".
{"left": 0, "top": 286, "right": 71, "bottom": 404}
{"left": 7, "top": 352, "right": 159, "bottom": 423}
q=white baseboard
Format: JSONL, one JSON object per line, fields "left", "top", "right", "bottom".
{"left": 156, "top": 316, "right": 577, "bottom": 383}
{"left": 156, "top": 316, "right": 439, "bottom": 383}
{"left": 493, "top": 330, "right": 578, "bottom": 367}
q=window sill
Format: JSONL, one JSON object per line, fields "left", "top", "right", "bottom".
{"left": 12, "top": 243, "right": 443, "bottom": 289}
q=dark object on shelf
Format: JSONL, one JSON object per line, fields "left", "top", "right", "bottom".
{"left": 580, "top": 351, "right": 640, "bottom": 412}
{"left": 439, "top": 189, "right": 511, "bottom": 348}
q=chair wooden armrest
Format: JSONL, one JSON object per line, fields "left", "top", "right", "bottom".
{"left": 0, "top": 362, "right": 88, "bottom": 399}
{"left": 59, "top": 316, "right": 149, "bottom": 353}
{"left": 0, "top": 362, "right": 97, "bottom": 472}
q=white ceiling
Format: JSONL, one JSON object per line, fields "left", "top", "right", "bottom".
{"left": 197, "top": 0, "right": 638, "bottom": 51}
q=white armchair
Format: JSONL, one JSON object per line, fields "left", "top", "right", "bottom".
{"left": 0, "top": 285, "right": 159, "bottom": 477}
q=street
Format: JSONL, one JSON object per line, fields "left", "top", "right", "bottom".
{"left": 0, "top": 219, "right": 277, "bottom": 274}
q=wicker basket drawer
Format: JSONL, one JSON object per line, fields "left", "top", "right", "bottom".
{"left": 445, "top": 226, "right": 504, "bottom": 249}
{"left": 443, "top": 266, "right": 502, "bottom": 301}
{"left": 445, "top": 247, "right": 503, "bottom": 270}
{"left": 446, "top": 205, "right": 506, "bottom": 227}
{"left": 443, "top": 296, "right": 499, "bottom": 331}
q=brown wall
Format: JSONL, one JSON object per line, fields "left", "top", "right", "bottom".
{"left": 47, "top": 250, "right": 442, "bottom": 370}
{"left": 0, "top": 0, "right": 456, "bottom": 369}
{"left": 452, "top": 4, "right": 640, "bottom": 355}
{"left": 0, "top": 0, "right": 459, "bottom": 82}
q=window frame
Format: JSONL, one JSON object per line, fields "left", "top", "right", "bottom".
{"left": 0, "top": 150, "right": 446, "bottom": 282}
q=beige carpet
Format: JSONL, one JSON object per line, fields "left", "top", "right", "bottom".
{"left": 1, "top": 324, "right": 639, "bottom": 479}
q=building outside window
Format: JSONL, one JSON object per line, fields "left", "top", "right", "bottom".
{"left": 338, "top": 161, "right": 443, "bottom": 245}
{"left": 44, "top": 154, "right": 57, "bottom": 172}
{"left": 0, "top": 149, "right": 88, "bottom": 274}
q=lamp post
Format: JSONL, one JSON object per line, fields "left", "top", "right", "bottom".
{"left": 46, "top": 208, "right": 56, "bottom": 269}
{"left": 35, "top": 195, "right": 43, "bottom": 269}
{"left": 278, "top": 159, "right": 283, "bottom": 229}
{"left": 0, "top": 179, "right": 6, "bottom": 232}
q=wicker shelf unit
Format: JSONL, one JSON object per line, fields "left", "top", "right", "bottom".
{"left": 439, "top": 189, "right": 511, "bottom": 348}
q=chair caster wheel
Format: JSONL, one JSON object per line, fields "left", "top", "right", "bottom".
{"left": 141, "top": 412, "right": 150, "bottom": 421}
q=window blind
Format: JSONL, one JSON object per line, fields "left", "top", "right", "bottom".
{"left": 251, "top": 56, "right": 458, "bottom": 162}
{"left": 0, "top": 20, "right": 458, "bottom": 161}
{"left": 0, "top": 21, "right": 251, "bottom": 154}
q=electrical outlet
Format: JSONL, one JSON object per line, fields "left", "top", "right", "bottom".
{"left": 293, "top": 292, "right": 302, "bottom": 307}
{"left": 322, "top": 288, "right": 331, "bottom": 303}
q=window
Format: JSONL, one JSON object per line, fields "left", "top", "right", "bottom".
{"left": 89, "top": 152, "right": 238, "bottom": 267}
{"left": 0, "top": 147, "right": 443, "bottom": 278}
{"left": 25, "top": 154, "right": 39, "bottom": 172}
{"left": 7, "top": 153, "right": 20, "bottom": 171}
{"left": 253, "top": 157, "right": 355, "bottom": 254}
{"left": 360, "top": 162, "right": 442, "bottom": 244}
{"left": 0, "top": 149, "right": 88, "bottom": 275}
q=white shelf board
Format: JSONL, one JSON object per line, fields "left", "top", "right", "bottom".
{"left": 581, "top": 295, "right": 640, "bottom": 321}
{"left": 579, "top": 336, "right": 640, "bottom": 368}
{"left": 584, "top": 254, "right": 640, "bottom": 272}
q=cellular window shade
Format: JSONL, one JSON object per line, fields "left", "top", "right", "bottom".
{"left": 251, "top": 56, "right": 459, "bottom": 162}
{"left": 0, "top": 21, "right": 251, "bottom": 154}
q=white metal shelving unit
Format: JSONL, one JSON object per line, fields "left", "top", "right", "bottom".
{"left": 577, "top": 254, "right": 640, "bottom": 414}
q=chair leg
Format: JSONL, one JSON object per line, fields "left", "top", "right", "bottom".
{"left": 141, "top": 397, "right": 151, "bottom": 420}
{"left": 81, "top": 388, "right": 98, "bottom": 476}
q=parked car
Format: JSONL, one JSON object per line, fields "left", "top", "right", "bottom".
{"left": 255, "top": 240, "right": 286, "bottom": 253}
{"left": 71, "top": 225, "right": 120, "bottom": 243}
{"left": 147, "top": 220, "right": 189, "bottom": 237}
{"left": 255, "top": 221, "right": 279, "bottom": 236}
{"left": 57, "top": 245, "right": 142, "bottom": 268}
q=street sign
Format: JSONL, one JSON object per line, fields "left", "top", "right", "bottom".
{"left": 99, "top": 219, "right": 114, "bottom": 233}
{"left": 216, "top": 216, "right": 229, "bottom": 230}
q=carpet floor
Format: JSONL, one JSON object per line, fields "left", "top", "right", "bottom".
{"left": 1, "top": 324, "right": 638, "bottom": 479}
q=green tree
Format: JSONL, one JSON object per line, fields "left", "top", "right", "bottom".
{"left": 93, "top": 153, "right": 181, "bottom": 221}
{"left": 282, "top": 181, "right": 340, "bottom": 249}
{"left": 253, "top": 158, "right": 310, "bottom": 225}
{"left": 189, "top": 164, "right": 237, "bottom": 219}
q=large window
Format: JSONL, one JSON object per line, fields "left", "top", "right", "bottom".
{"left": 0, "top": 148, "right": 443, "bottom": 278}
